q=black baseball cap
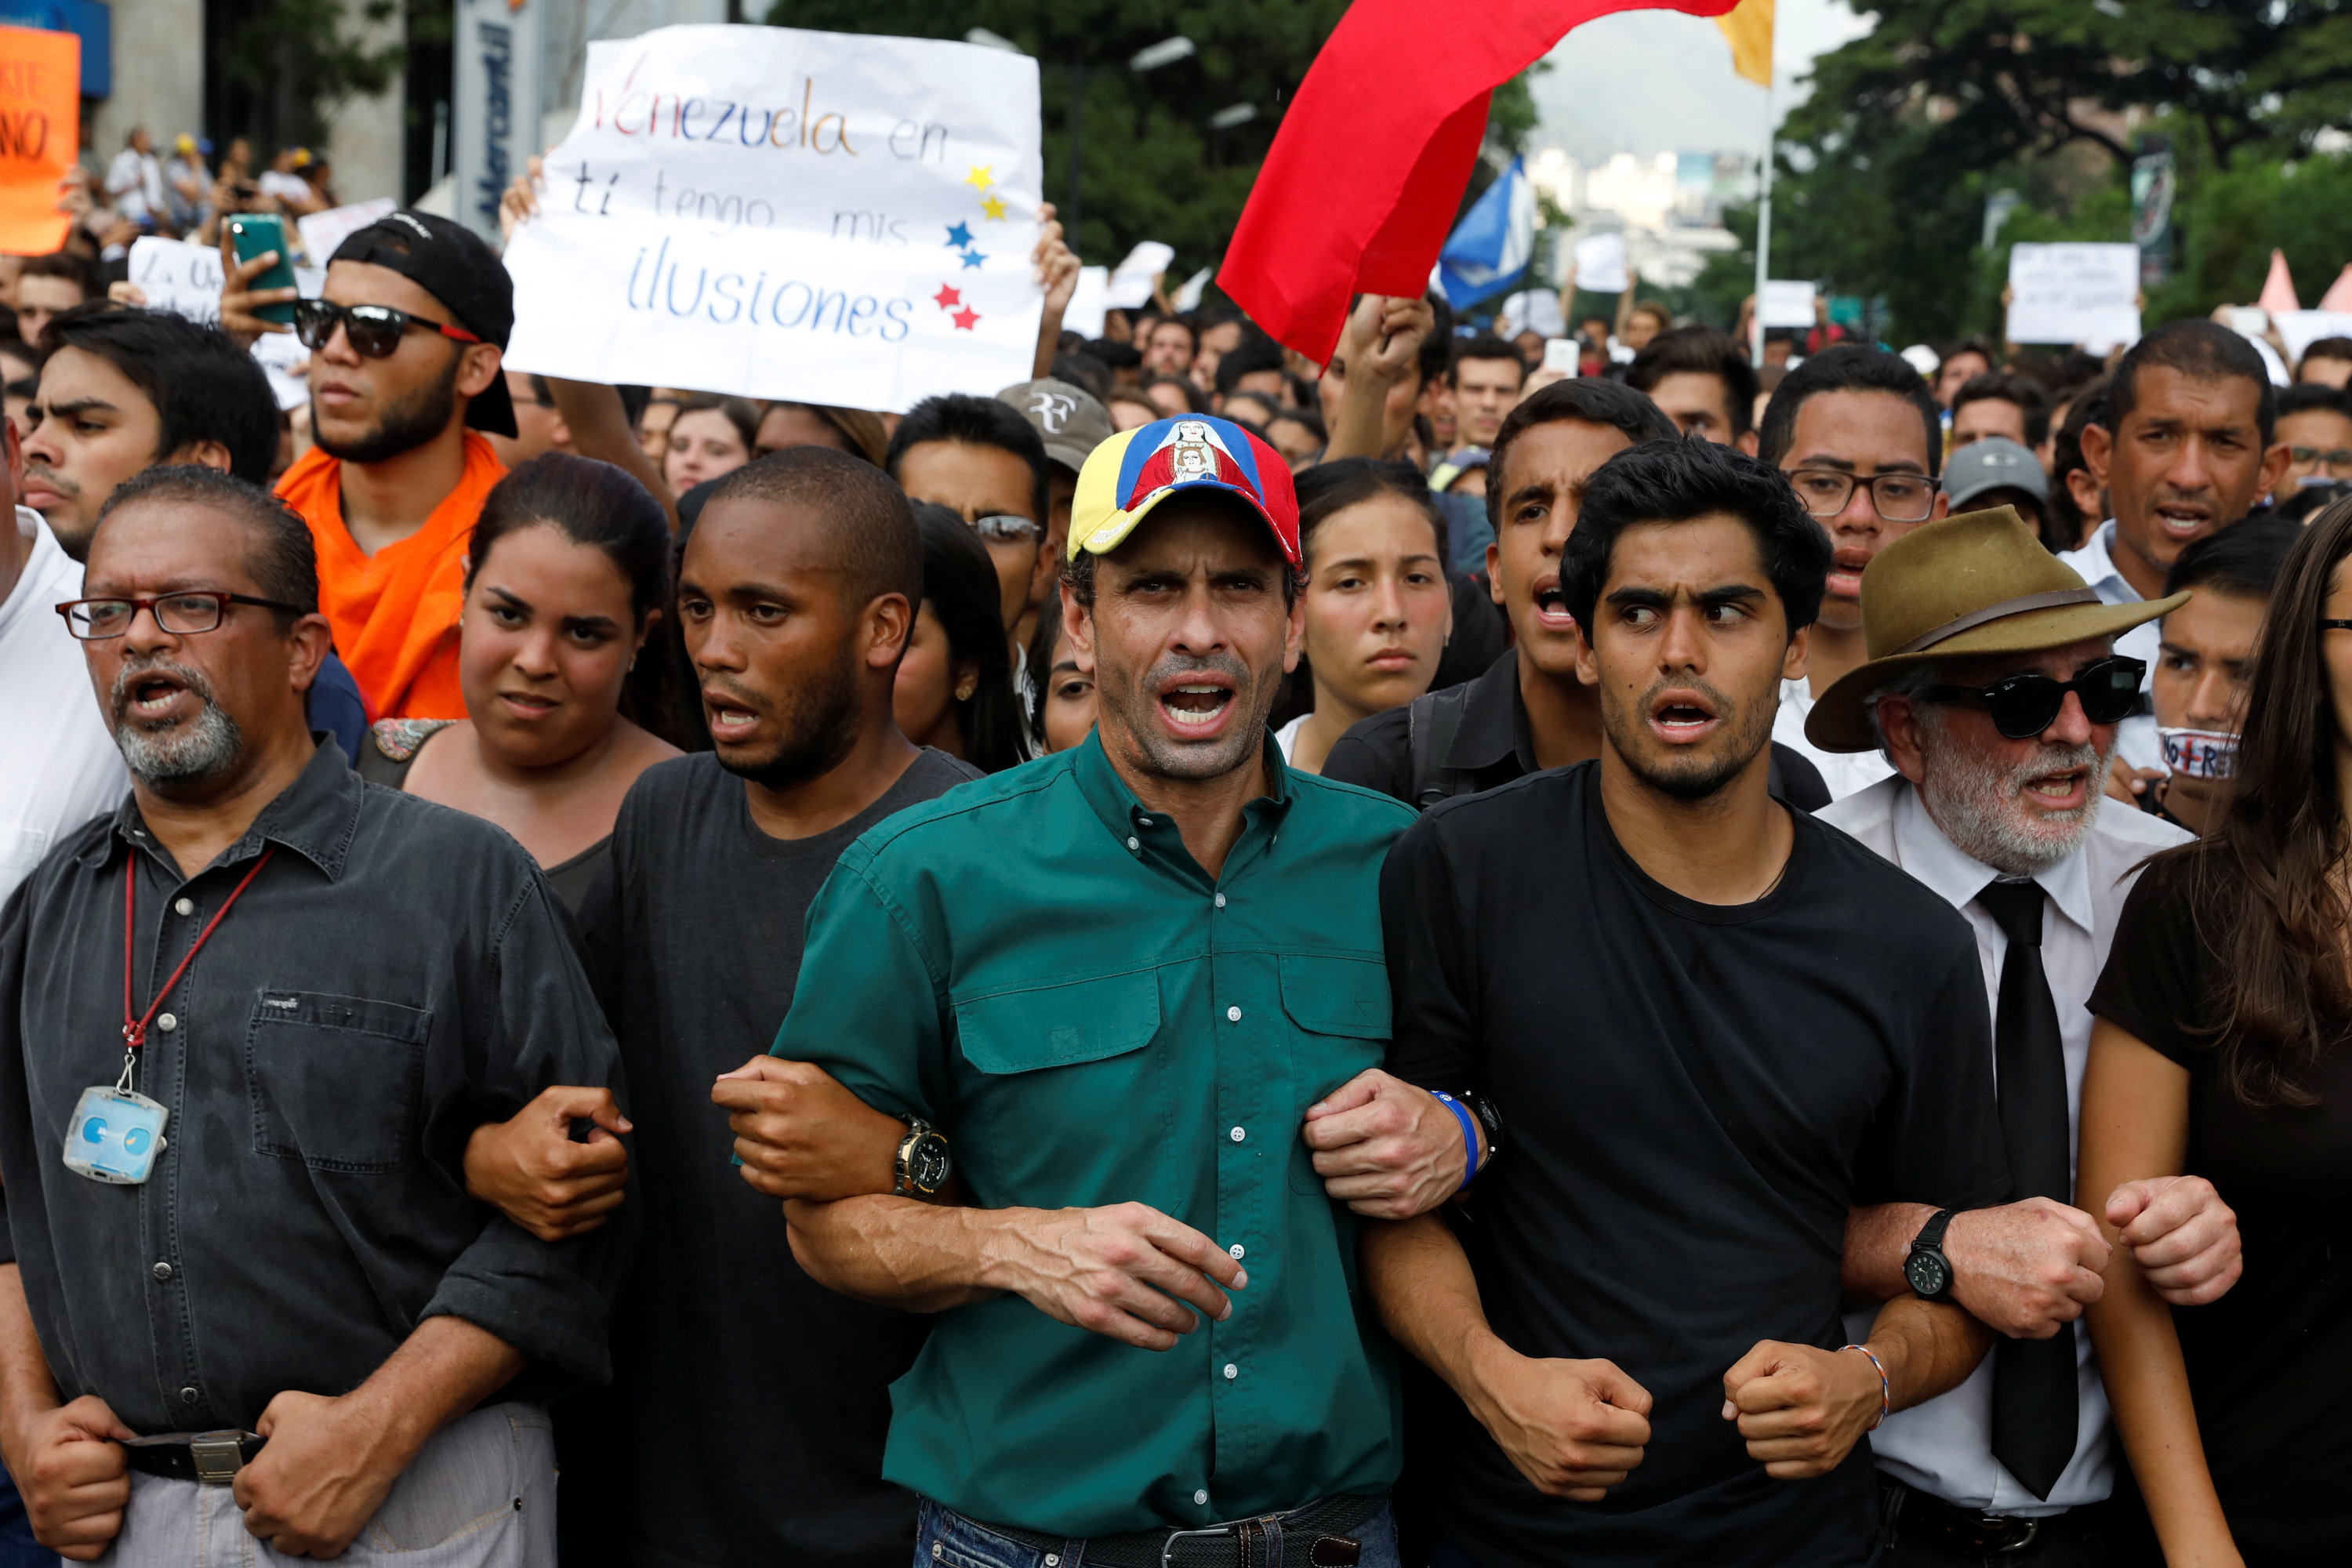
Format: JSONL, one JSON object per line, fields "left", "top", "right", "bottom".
{"left": 328, "top": 209, "right": 517, "bottom": 437}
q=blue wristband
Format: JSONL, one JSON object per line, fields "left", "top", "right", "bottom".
{"left": 1431, "top": 1091, "right": 1481, "bottom": 1189}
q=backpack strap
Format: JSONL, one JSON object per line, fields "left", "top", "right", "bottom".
{"left": 1408, "top": 683, "right": 1474, "bottom": 811}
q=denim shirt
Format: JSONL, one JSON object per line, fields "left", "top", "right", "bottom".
{"left": 788, "top": 731, "right": 1415, "bottom": 1537}
{"left": 0, "top": 741, "right": 626, "bottom": 1433}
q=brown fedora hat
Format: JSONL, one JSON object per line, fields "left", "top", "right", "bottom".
{"left": 1805, "top": 505, "right": 2189, "bottom": 753}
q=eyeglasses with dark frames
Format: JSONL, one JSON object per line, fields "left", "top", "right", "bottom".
{"left": 1785, "top": 468, "right": 1942, "bottom": 524}
{"left": 56, "top": 591, "right": 308, "bottom": 641}
{"left": 1915, "top": 655, "right": 2147, "bottom": 740}
{"left": 291, "top": 299, "right": 484, "bottom": 360}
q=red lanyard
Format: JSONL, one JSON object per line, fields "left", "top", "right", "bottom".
{"left": 122, "top": 848, "right": 274, "bottom": 1052}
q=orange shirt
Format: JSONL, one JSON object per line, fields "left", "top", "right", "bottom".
{"left": 277, "top": 434, "right": 507, "bottom": 720}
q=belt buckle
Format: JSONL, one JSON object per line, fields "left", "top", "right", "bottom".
{"left": 1159, "top": 1522, "right": 1242, "bottom": 1568}
{"left": 187, "top": 1432, "right": 245, "bottom": 1485}
{"left": 1993, "top": 1518, "right": 2040, "bottom": 1554}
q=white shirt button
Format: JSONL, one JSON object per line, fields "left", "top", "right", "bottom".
{"left": 1229, "top": 1126, "right": 1246, "bottom": 1143}
{"left": 1223, "top": 1363, "right": 1238, "bottom": 1380}
{"left": 1226, "top": 1005, "right": 1242, "bottom": 1022}
{"left": 1193, "top": 1490, "right": 1209, "bottom": 1506}
{"left": 1229, "top": 1243, "right": 1245, "bottom": 1260}
{"left": 1137, "top": 818, "right": 1152, "bottom": 828}
{"left": 1126, "top": 837, "right": 1140, "bottom": 851}
{"left": 157, "top": 1013, "right": 178, "bottom": 1033}
{"left": 1214, "top": 893, "right": 1226, "bottom": 909}
{"left": 172, "top": 898, "right": 194, "bottom": 916}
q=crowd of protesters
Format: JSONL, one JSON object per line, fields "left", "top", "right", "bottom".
{"left": 0, "top": 140, "right": 2345, "bottom": 1568}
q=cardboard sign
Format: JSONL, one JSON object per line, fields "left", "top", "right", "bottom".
{"left": 127, "top": 236, "right": 226, "bottom": 325}
{"left": 503, "top": 24, "right": 1044, "bottom": 413}
{"left": 1760, "top": 279, "right": 1817, "bottom": 329}
{"left": 2006, "top": 243, "right": 2141, "bottom": 347}
{"left": 297, "top": 197, "right": 396, "bottom": 267}
{"left": 0, "top": 26, "right": 77, "bottom": 256}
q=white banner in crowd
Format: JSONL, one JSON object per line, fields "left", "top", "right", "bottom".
{"left": 298, "top": 197, "right": 396, "bottom": 267}
{"left": 1571, "top": 232, "right": 1628, "bottom": 295}
{"left": 1105, "top": 241, "right": 1173, "bottom": 309}
{"left": 126, "top": 237, "right": 224, "bottom": 325}
{"left": 503, "top": 24, "right": 1044, "bottom": 413}
{"left": 2005, "top": 243, "right": 2141, "bottom": 347}
{"left": 2278, "top": 310, "right": 2352, "bottom": 365}
{"left": 1759, "top": 279, "right": 1817, "bottom": 329}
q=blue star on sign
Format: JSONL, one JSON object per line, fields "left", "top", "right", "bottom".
{"left": 945, "top": 222, "right": 974, "bottom": 249}
{"left": 960, "top": 247, "right": 986, "bottom": 269}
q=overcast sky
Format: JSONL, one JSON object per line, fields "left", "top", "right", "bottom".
{"left": 1531, "top": 0, "right": 1875, "bottom": 163}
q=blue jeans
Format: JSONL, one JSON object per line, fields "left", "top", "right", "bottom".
{"left": 915, "top": 1497, "right": 1399, "bottom": 1568}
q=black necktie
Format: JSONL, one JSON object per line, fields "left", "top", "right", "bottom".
{"left": 1976, "top": 878, "right": 2079, "bottom": 1500}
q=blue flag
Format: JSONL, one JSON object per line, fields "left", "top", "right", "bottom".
{"left": 1439, "top": 158, "right": 1537, "bottom": 310}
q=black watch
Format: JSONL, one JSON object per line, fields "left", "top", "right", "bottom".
{"left": 1456, "top": 1090, "right": 1504, "bottom": 1165}
{"left": 1904, "top": 1207, "right": 1960, "bottom": 1301}
{"left": 894, "top": 1118, "right": 952, "bottom": 1197}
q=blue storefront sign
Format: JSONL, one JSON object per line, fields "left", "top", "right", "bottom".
{"left": 0, "top": 0, "right": 110, "bottom": 97}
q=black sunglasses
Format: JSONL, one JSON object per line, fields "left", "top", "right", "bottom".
{"left": 292, "top": 299, "right": 484, "bottom": 359}
{"left": 1916, "top": 655, "right": 2147, "bottom": 739}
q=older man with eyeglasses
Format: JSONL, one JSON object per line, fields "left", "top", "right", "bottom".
{"left": 0, "top": 464, "right": 623, "bottom": 1567}
{"left": 1808, "top": 506, "right": 2245, "bottom": 1565}
{"left": 219, "top": 209, "right": 516, "bottom": 721}
{"left": 1755, "top": 345, "right": 1954, "bottom": 799}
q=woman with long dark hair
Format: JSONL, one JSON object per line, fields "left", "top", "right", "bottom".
{"left": 358, "top": 452, "right": 680, "bottom": 910}
{"left": 2080, "top": 495, "right": 2352, "bottom": 1565}
{"left": 895, "top": 502, "right": 1026, "bottom": 772}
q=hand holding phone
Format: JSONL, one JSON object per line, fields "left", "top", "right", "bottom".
{"left": 227, "top": 213, "right": 297, "bottom": 328}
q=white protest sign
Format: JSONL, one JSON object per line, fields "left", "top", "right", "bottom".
{"left": 1760, "top": 279, "right": 1817, "bottom": 328}
{"left": 298, "top": 197, "right": 395, "bottom": 267}
{"left": 2005, "top": 243, "right": 2140, "bottom": 347}
{"left": 251, "top": 329, "right": 310, "bottom": 412}
{"left": 1062, "top": 264, "right": 1109, "bottom": 339}
{"left": 127, "top": 238, "right": 225, "bottom": 325}
{"left": 2278, "top": 310, "right": 2352, "bottom": 365}
{"left": 503, "top": 24, "right": 1044, "bottom": 413}
{"left": 1571, "top": 232, "right": 1627, "bottom": 294}
{"left": 1105, "top": 241, "right": 1172, "bottom": 309}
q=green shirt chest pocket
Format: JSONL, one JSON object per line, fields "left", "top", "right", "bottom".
{"left": 952, "top": 970, "right": 1169, "bottom": 1208}
{"left": 1278, "top": 953, "right": 1392, "bottom": 1194}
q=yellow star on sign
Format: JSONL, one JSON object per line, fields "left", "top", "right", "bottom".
{"left": 979, "top": 194, "right": 1007, "bottom": 220}
{"left": 965, "top": 164, "right": 995, "bottom": 190}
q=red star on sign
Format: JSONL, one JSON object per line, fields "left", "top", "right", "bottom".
{"left": 952, "top": 306, "right": 981, "bottom": 331}
{"left": 932, "top": 284, "right": 961, "bottom": 310}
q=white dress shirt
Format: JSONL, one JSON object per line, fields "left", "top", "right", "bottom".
{"left": 0, "top": 508, "right": 127, "bottom": 905}
{"left": 2055, "top": 521, "right": 2163, "bottom": 773}
{"left": 1820, "top": 775, "right": 2190, "bottom": 1515}
{"left": 1772, "top": 677, "right": 1896, "bottom": 800}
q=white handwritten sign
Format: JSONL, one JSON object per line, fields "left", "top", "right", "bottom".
{"left": 2006, "top": 243, "right": 2141, "bottom": 347}
{"left": 1759, "top": 279, "right": 1817, "bottom": 329}
{"left": 503, "top": 24, "right": 1044, "bottom": 412}
{"left": 127, "top": 237, "right": 226, "bottom": 325}
{"left": 298, "top": 197, "right": 396, "bottom": 267}
{"left": 2278, "top": 310, "right": 2352, "bottom": 366}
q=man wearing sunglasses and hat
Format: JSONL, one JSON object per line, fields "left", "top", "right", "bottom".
{"left": 1812, "top": 506, "right": 2245, "bottom": 1563}
{"left": 220, "top": 209, "right": 514, "bottom": 720}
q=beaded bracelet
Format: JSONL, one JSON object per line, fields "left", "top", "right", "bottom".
{"left": 1839, "top": 1343, "right": 1889, "bottom": 1430}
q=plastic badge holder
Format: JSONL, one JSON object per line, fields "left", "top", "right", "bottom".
{"left": 62, "top": 1086, "right": 169, "bottom": 1185}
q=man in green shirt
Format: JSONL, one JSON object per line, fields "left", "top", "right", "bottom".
{"left": 779, "top": 416, "right": 1474, "bottom": 1568}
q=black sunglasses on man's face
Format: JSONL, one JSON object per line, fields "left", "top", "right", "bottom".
{"left": 1915, "top": 655, "right": 2145, "bottom": 740}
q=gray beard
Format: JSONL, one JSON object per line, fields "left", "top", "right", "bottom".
{"left": 1098, "top": 648, "right": 1272, "bottom": 781}
{"left": 1916, "top": 720, "right": 2111, "bottom": 876}
{"left": 110, "top": 659, "right": 245, "bottom": 786}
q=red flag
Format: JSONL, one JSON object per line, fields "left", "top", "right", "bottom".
{"left": 1220, "top": 0, "right": 1738, "bottom": 364}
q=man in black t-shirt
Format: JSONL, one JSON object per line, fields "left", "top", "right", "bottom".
{"left": 1323, "top": 379, "right": 1828, "bottom": 810}
{"left": 464, "top": 449, "right": 980, "bottom": 1568}
{"left": 1365, "top": 437, "right": 2009, "bottom": 1567}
